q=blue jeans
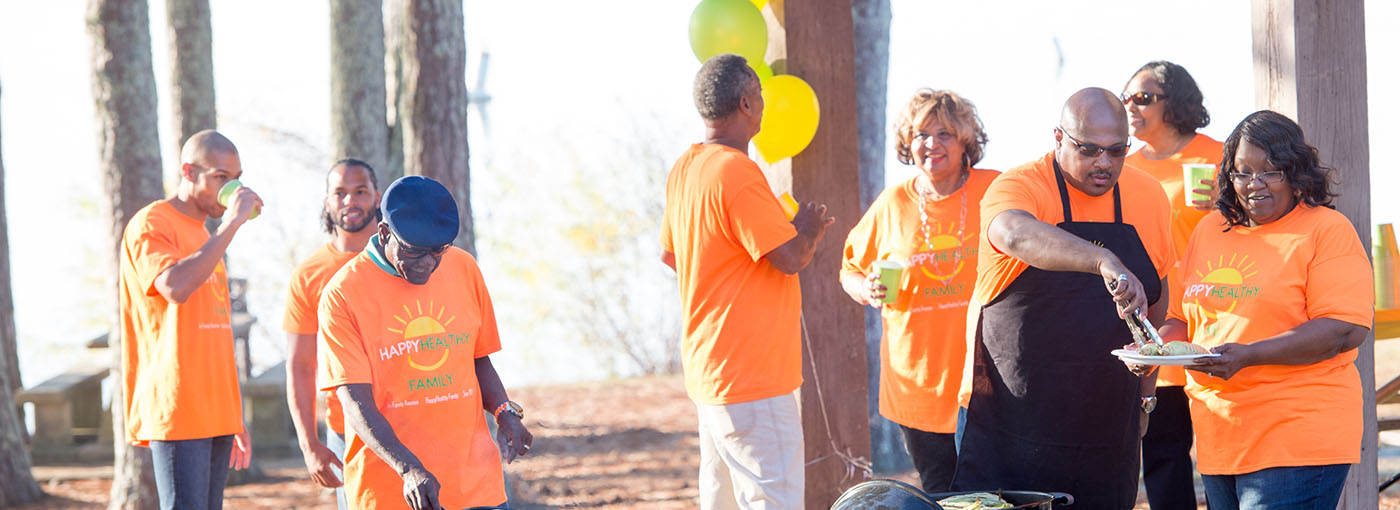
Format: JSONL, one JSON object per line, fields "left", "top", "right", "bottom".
{"left": 1201, "top": 464, "right": 1350, "bottom": 510}
{"left": 150, "top": 435, "right": 234, "bottom": 510}
{"left": 326, "top": 429, "right": 348, "bottom": 510}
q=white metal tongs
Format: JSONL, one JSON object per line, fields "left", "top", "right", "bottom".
{"left": 1109, "top": 274, "right": 1165, "bottom": 348}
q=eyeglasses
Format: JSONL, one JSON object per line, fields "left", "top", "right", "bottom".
{"left": 913, "top": 131, "right": 957, "bottom": 148}
{"left": 391, "top": 232, "right": 450, "bottom": 259}
{"left": 1058, "top": 128, "right": 1130, "bottom": 158}
{"left": 1228, "top": 170, "right": 1286, "bottom": 185}
{"left": 1121, "top": 91, "right": 1168, "bottom": 106}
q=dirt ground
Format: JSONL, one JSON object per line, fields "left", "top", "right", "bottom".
{"left": 15, "top": 373, "right": 1400, "bottom": 509}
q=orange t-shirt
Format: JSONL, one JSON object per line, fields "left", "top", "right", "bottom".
{"left": 318, "top": 244, "right": 505, "bottom": 509}
{"left": 659, "top": 143, "right": 802, "bottom": 405}
{"left": 118, "top": 200, "right": 244, "bottom": 445}
{"left": 958, "top": 152, "right": 1175, "bottom": 406}
{"left": 1169, "top": 206, "right": 1372, "bottom": 475}
{"left": 973, "top": 152, "right": 1175, "bottom": 304}
{"left": 1127, "top": 133, "right": 1224, "bottom": 386}
{"left": 283, "top": 242, "right": 358, "bottom": 435}
{"left": 841, "top": 170, "right": 997, "bottom": 433}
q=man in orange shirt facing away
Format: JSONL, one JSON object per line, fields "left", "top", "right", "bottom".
{"left": 284, "top": 159, "right": 381, "bottom": 509}
{"left": 951, "top": 89, "right": 1175, "bottom": 509}
{"left": 318, "top": 176, "right": 531, "bottom": 510}
{"left": 660, "top": 53, "right": 834, "bottom": 510}
{"left": 118, "top": 130, "right": 261, "bottom": 510}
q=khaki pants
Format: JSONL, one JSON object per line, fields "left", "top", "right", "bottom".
{"left": 695, "top": 390, "right": 804, "bottom": 510}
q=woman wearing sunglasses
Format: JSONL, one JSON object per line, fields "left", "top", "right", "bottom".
{"left": 1157, "top": 111, "right": 1372, "bottom": 509}
{"left": 1120, "top": 60, "right": 1223, "bottom": 510}
{"left": 839, "top": 89, "right": 999, "bottom": 493}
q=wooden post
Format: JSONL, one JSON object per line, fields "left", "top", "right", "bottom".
{"left": 773, "top": 0, "right": 874, "bottom": 507}
{"left": 1252, "top": 1, "right": 1375, "bottom": 508}
{"left": 850, "top": 0, "right": 902, "bottom": 475}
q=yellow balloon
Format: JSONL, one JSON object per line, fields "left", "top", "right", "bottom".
{"left": 752, "top": 75, "right": 819, "bottom": 163}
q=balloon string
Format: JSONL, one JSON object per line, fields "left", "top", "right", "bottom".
{"left": 800, "top": 313, "right": 873, "bottom": 484}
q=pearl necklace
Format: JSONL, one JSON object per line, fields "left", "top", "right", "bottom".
{"left": 916, "top": 172, "right": 968, "bottom": 280}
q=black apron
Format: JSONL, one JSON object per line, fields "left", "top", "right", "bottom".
{"left": 951, "top": 161, "right": 1161, "bottom": 510}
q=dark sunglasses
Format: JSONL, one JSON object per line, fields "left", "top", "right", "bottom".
{"left": 1121, "top": 91, "right": 1168, "bottom": 106}
{"left": 391, "top": 232, "right": 450, "bottom": 259}
{"left": 1058, "top": 128, "right": 1131, "bottom": 158}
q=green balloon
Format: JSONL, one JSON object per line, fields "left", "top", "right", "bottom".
{"left": 688, "top": 0, "right": 768, "bottom": 64}
{"left": 751, "top": 60, "right": 774, "bottom": 82}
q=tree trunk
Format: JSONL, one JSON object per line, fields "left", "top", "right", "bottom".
{"left": 165, "top": 0, "right": 216, "bottom": 164}
{"left": 780, "top": 0, "right": 875, "bottom": 506}
{"left": 383, "top": 0, "right": 407, "bottom": 182}
{"left": 1252, "top": 2, "right": 1375, "bottom": 507}
{"left": 164, "top": 0, "right": 222, "bottom": 233}
{"left": 850, "top": 0, "right": 901, "bottom": 476}
{"left": 0, "top": 80, "right": 44, "bottom": 510}
{"left": 87, "top": 0, "right": 164, "bottom": 507}
{"left": 398, "top": 0, "right": 473, "bottom": 252}
{"left": 0, "top": 79, "right": 20, "bottom": 433}
{"left": 331, "top": 0, "right": 389, "bottom": 178}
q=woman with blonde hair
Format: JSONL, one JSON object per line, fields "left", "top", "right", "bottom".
{"left": 839, "top": 89, "right": 999, "bottom": 492}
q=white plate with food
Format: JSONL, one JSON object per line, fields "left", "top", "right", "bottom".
{"left": 1113, "top": 341, "right": 1219, "bottom": 365}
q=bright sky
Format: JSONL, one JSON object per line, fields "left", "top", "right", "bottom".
{"left": 0, "top": 0, "right": 1395, "bottom": 389}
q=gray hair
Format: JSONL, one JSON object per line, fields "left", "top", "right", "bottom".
{"left": 692, "top": 53, "right": 756, "bottom": 121}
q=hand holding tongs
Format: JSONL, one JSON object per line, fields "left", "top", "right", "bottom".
{"left": 1108, "top": 274, "right": 1164, "bottom": 348}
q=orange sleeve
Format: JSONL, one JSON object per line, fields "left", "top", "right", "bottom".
{"left": 127, "top": 213, "right": 183, "bottom": 297}
{"left": 659, "top": 155, "right": 682, "bottom": 254}
{"left": 467, "top": 256, "right": 503, "bottom": 359}
{"left": 971, "top": 168, "right": 1047, "bottom": 305}
{"left": 724, "top": 171, "right": 797, "bottom": 262}
{"left": 659, "top": 199, "right": 674, "bottom": 253}
{"left": 841, "top": 191, "right": 888, "bottom": 277}
{"left": 1140, "top": 175, "right": 1178, "bottom": 281}
{"left": 282, "top": 271, "right": 318, "bottom": 335}
{"left": 317, "top": 284, "right": 373, "bottom": 391}
{"left": 1303, "top": 218, "right": 1374, "bottom": 328}
{"left": 978, "top": 171, "right": 1043, "bottom": 255}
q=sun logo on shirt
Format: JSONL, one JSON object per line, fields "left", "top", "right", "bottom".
{"left": 1193, "top": 253, "right": 1260, "bottom": 319}
{"left": 388, "top": 300, "right": 456, "bottom": 371}
{"left": 208, "top": 264, "right": 229, "bottom": 318}
{"left": 916, "top": 221, "right": 974, "bottom": 283}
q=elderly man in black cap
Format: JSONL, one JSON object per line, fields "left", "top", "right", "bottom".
{"left": 317, "top": 175, "right": 531, "bottom": 510}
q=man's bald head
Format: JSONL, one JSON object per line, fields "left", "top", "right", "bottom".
{"left": 179, "top": 129, "right": 239, "bottom": 166}
{"left": 1059, "top": 88, "right": 1128, "bottom": 139}
{"left": 174, "top": 129, "right": 245, "bottom": 217}
{"left": 1053, "top": 88, "right": 1131, "bottom": 197}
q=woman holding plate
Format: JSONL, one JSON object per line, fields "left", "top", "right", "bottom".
{"left": 1157, "top": 110, "right": 1372, "bottom": 509}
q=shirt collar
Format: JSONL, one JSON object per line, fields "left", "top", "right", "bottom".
{"left": 366, "top": 233, "right": 401, "bottom": 277}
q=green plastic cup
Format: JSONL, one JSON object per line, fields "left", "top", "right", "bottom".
{"left": 872, "top": 259, "right": 904, "bottom": 304}
{"left": 218, "top": 179, "right": 259, "bottom": 219}
{"left": 1181, "top": 164, "right": 1216, "bottom": 207}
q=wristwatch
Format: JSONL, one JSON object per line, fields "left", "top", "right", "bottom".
{"left": 494, "top": 400, "right": 524, "bottom": 421}
{"left": 1140, "top": 396, "right": 1158, "bottom": 414}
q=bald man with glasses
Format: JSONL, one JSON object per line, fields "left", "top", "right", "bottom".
{"left": 950, "top": 88, "right": 1176, "bottom": 509}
